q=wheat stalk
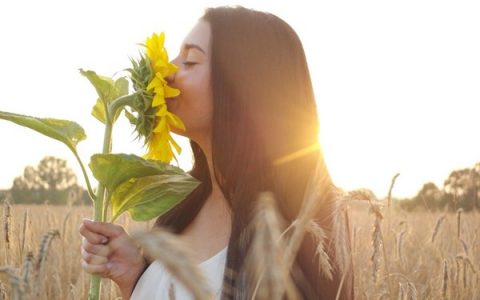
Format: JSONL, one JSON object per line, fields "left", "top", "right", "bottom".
{"left": 456, "top": 208, "right": 462, "bottom": 240}
{"left": 0, "top": 267, "right": 23, "bottom": 300}
{"left": 21, "top": 251, "right": 34, "bottom": 296}
{"left": 282, "top": 156, "right": 332, "bottom": 277}
{"left": 405, "top": 281, "right": 417, "bottom": 300}
{"left": 396, "top": 230, "right": 406, "bottom": 265}
{"left": 431, "top": 215, "right": 446, "bottom": 243}
{"left": 387, "top": 173, "right": 400, "bottom": 208}
{"left": 68, "top": 282, "right": 77, "bottom": 300}
{"left": 0, "top": 280, "right": 7, "bottom": 300}
{"left": 461, "top": 256, "right": 477, "bottom": 274}
{"left": 454, "top": 257, "right": 461, "bottom": 286}
{"left": 33, "top": 229, "right": 60, "bottom": 297}
{"left": 333, "top": 198, "right": 351, "bottom": 275}
{"left": 398, "top": 282, "right": 406, "bottom": 300}
{"left": 3, "top": 199, "right": 11, "bottom": 252}
{"left": 371, "top": 206, "right": 383, "bottom": 283}
{"left": 246, "top": 192, "right": 298, "bottom": 300}
{"left": 442, "top": 259, "right": 448, "bottom": 299}
{"left": 307, "top": 220, "right": 333, "bottom": 280}
{"left": 460, "top": 239, "right": 469, "bottom": 256}
{"left": 456, "top": 254, "right": 477, "bottom": 291}
{"left": 132, "top": 229, "right": 213, "bottom": 300}
{"left": 20, "top": 209, "right": 29, "bottom": 259}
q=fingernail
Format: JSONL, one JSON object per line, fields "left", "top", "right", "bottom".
{"left": 83, "top": 218, "right": 93, "bottom": 224}
{"left": 101, "top": 237, "right": 108, "bottom": 244}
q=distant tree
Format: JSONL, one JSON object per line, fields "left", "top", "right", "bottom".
{"left": 37, "top": 156, "right": 77, "bottom": 190}
{"left": 444, "top": 168, "right": 470, "bottom": 199}
{"left": 444, "top": 166, "right": 479, "bottom": 211}
{"left": 416, "top": 182, "right": 444, "bottom": 210}
{"left": 472, "top": 162, "right": 480, "bottom": 210}
{"left": 398, "top": 161, "right": 480, "bottom": 212}
{"left": 397, "top": 182, "right": 440, "bottom": 211}
{"left": 10, "top": 156, "right": 84, "bottom": 205}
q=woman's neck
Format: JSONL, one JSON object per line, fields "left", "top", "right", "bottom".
{"left": 179, "top": 138, "right": 232, "bottom": 262}
{"left": 195, "top": 135, "right": 226, "bottom": 205}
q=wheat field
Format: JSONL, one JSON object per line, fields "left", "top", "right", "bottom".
{"left": 1, "top": 201, "right": 479, "bottom": 299}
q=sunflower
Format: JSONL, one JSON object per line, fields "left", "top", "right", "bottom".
{"left": 126, "top": 33, "right": 185, "bottom": 163}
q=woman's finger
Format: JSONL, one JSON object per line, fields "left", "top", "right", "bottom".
{"left": 79, "top": 223, "right": 109, "bottom": 245}
{"left": 81, "top": 260, "right": 110, "bottom": 276}
{"left": 82, "top": 239, "right": 110, "bottom": 256}
{"left": 81, "top": 248, "right": 108, "bottom": 265}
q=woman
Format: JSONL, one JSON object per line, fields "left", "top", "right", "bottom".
{"left": 79, "top": 6, "right": 353, "bottom": 300}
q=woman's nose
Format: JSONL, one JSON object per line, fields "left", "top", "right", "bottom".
{"left": 165, "top": 72, "right": 176, "bottom": 84}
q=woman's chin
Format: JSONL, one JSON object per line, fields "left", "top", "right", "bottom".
{"left": 166, "top": 97, "right": 178, "bottom": 112}
{"left": 170, "top": 127, "right": 187, "bottom": 137}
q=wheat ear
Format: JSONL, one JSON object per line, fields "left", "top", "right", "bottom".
{"left": 33, "top": 229, "right": 60, "bottom": 297}
{"left": 431, "top": 215, "right": 446, "bottom": 243}
{"left": 246, "top": 192, "right": 299, "bottom": 300}
{"left": 132, "top": 229, "right": 213, "bottom": 300}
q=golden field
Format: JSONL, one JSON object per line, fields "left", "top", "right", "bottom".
{"left": 1, "top": 202, "right": 479, "bottom": 299}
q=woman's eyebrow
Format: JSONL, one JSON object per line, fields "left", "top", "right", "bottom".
{"left": 184, "top": 43, "right": 206, "bottom": 54}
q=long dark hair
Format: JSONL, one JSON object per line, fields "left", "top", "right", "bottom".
{"left": 155, "top": 6, "right": 353, "bottom": 299}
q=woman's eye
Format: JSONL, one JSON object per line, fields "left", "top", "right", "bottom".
{"left": 182, "top": 61, "right": 197, "bottom": 67}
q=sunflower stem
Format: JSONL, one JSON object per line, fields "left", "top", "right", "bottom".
{"left": 108, "top": 93, "right": 137, "bottom": 122}
{"left": 87, "top": 93, "right": 136, "bottom": 300}
{"left": 88, "top": 121, "right": 111, "bottom": 300}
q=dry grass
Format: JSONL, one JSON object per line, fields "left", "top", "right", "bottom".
{"left": 0, "top": 203, "right": 150, "bottom": 300}
{"left": 1, "top": 200, "right": 479, "bottom": 299}
{"left": 350, "top": 201, "right": 480, "bottom": 300}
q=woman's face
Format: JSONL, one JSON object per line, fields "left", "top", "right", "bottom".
{"left": 167, "top": 21, "right": 212, "bottom": 143}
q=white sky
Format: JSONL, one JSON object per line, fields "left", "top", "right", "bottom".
{"left": 0, "top": 0, "right": 479, "bottom": 199}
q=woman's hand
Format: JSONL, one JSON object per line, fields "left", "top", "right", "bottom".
{"left": 79, "top": 219, "right": 147, "bottom": 298}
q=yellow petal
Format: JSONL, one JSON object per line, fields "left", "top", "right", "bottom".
{"left": 153, "top": 60, "right": 169, "bottom": 75}
{"left": 167, "top": 63, "right": 178, "bottom": 75}
{"left": 160, "top": 146, "right": 173, "bottom": 163}
{"left": 153, "top": 116, "right": 167, "bottom": 132}
{"left": 169, "top": 135, "right": 181, "bottom": 154}
{"left": 165, "top": 85, "right": 180, "bottom": 98}
{"left": 146, "top": 76, "right": 162, "bottom": 91}
{"left": 166, "top": 112, "right": 186, "bottom": 130}
{"left": 153, "top": 93, "right": 166, "bottom": 107}
{"left": 146, "top": 132, "right": 172, "bottom": 162}
{"left": 146, "top": 32, "right": 165, "bottom": 59}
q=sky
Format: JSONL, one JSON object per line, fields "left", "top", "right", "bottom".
{"left": 0, "top": 0, "right": 479, "bottom": 199}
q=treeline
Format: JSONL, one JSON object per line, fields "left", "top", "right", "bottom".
{"left": 5, "top": 156, "right": 91, "bottom": 205}
{"left": 398, "top": 162, "right": 480, "bottom": 212}
{"left": 3, "top": 156, "right": 479, "bottom": 211}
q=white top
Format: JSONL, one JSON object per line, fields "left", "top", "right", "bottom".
{"left": 130, "top": 247, "right": 228, "bottom": 300}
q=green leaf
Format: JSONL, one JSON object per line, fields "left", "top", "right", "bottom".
{"left": 0, "top": 111, "right": 86, "bottom": 151}
{"left": 110, "top": 174, "right": 199, "bottom": 221}
{"left": 90, "top": 98, "right": 108, "bottom": 123}
{"left": 79, "top": 69, "right": 114, "bottom": 101}
{"left": 80, "top": 69, "right": 129, "bottom": 124}
{"left": 89, "top": 153, "right": 191, "bottom": 193}
{"left": 115, "top": 77, "right": 129, "bottom": 96}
